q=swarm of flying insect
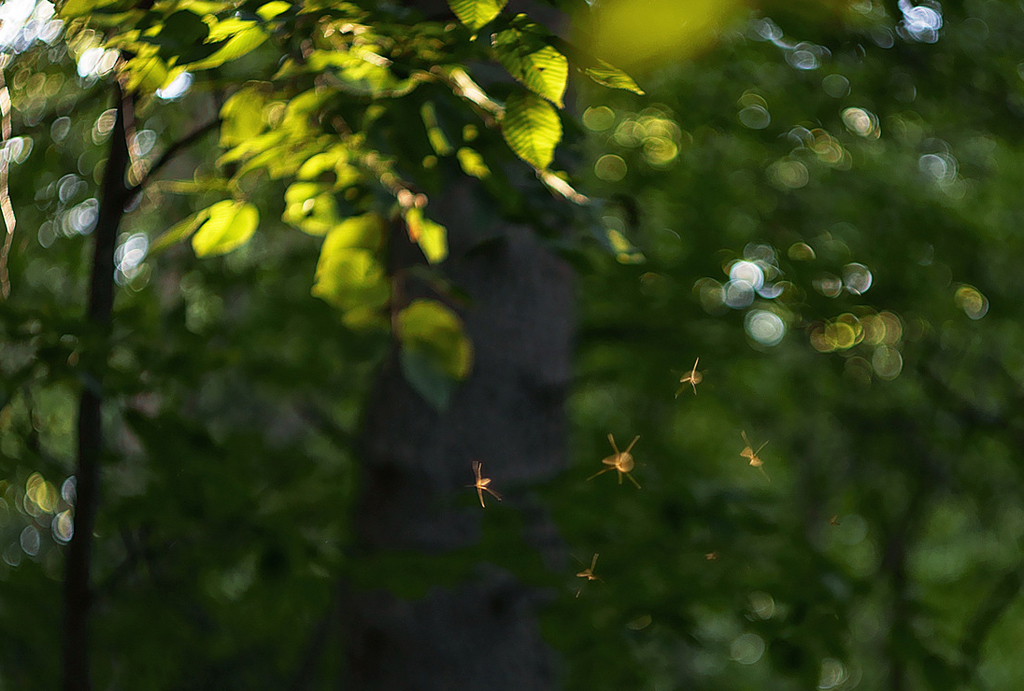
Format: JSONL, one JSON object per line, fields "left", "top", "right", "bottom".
{"left": 588, "top": 434, "right": 641, "bottom": 488}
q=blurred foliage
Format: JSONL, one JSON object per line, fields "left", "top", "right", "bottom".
{"left": 2, "top": 0, "right": 1024, "bottom": 689}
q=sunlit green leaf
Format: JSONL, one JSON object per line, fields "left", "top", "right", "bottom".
{"left": 189, "top": 23, "right": 268, "bottom": 70}
{"left": 191, "top": 201, "right": 259, "bottom": 256}
{"left": 219, "top": 86, "right": 268, "bottom": 148}
{"left": 493, "top": 20, "right": 568, "bottom": 107}
{"left": 446, "top": 0, "right": 507, "bottom": 31}
{"left": 583, "top": 60, "right": 646, "bottom": 95}
{"left": 456, "top": 147, "right": 490, "bottom": 179}
{"left": 501, "top": 89, "right": 562, "bottom": 170}
{"left": 311, "top": 236, "right": 389, "bottom": 315}
{"left": 404, "top": 208, "right": 448, "bottom": 264}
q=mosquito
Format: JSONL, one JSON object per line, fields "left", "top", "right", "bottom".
{"left": 675, "top": 357, "right": 703, "bottom": 397}
{"left": 575, "top": 553, "right": 601, "bottom": 597}
{"left": 740, "top": 431, "right": 771, "bottom": 481}
{"left": 469, "top": 460, "right": 502, "bottom": 507}
{"left": 588, "top": 434, "right": 641, "bottom": 489}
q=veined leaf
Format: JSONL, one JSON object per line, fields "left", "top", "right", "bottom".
{"left": 501, "top": 90, "right": 561, "bottom": 170}
{"left": 493, "top": 20, "right": 568, "bottom": 107}
{"left": 405, "top": 208, "right": 448, "bottom": 264}
{"left": 191, "top": 200, "right": 259, "bottom": 256}
{"left": 583, "top": 60, "right": 645, "bottom": 95}
{"left": 447, "top": 0, "right": 507, "bottom": 31}
{"left": 547, "top": 36, "right": 646, "bottom": 95}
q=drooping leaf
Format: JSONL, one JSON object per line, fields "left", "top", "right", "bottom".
{"left": 501, "top": 89, "right": 562, "bottom": 170}
{"left": 191, "top": 200, "right": 259, "bottom": 256}
{"left": 446, "top": 0, "right": 507, "bottom": 31}
{"left": 492, "top": 19, "right": 568, "bottom": 107}
{"left": 404, "top": 208, "right": 448, "bottom": 264}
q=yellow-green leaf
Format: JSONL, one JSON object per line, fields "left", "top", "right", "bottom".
{"left": 501, "top": 90, "right": 562, "bottom": 170}
{"left": 191, "top": 200, "right": 259, "bottom": 256}
{"left": 282, "top": 182, "right": 338, "bottom": 236}
{"left": 256, "top": 1, "right": 290, "bottom": 20}
{"left": 456, "top": 147, "right": 490, "bottom": 179}
{"left": 189, "top": 24, "right": 267, "bottom": 70}
{"left": 219, "top": 86, "right": 267, "bottom": 148}
{"left": 331, "top": 213, "right": 385, "bottom": 251}
{"left": 398, "top": 299, "right": 473, "bottom": 380}
{"left": 493, "top": 21, "right": 568, "bottom": 107}
{"left": 311, "top": 241, "right": 389, "bottom": 313}
{"left": 447, "top": 0, "right": 507, "bottom": 31}
{"left": 404, "top": 208, "right": 448, "bottom": 264}
{"left": 583, "top": 59, "right": 646, "bottom": 95}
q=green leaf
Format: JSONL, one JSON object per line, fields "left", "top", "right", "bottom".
{"left": 399, "top": 348, "right": 457, "bottom": 412}
{"left": 501, "top": 90, "right": 562, "bottom": 170}
{"left": 255, "top": 0, "right": 290, "bottom": 20}
{"left": 191, "top": 201, "right": 259, "bottom": 257}
{"left": 447, "top": 0, "right": 507, "bottom": 31}
{"left": 189, "top": 23, "right": 268, "bottom": 70}
{"left": 150, "top": 207, "right": 211, "bottom": 253}
{"left": 404, "top": 208, "right": 448, "bottom": 264}
{"left": 143, "top": 10, "right": 219, "bottom": 65}
{"left": 397, "top": 299, "right": 473, "bottom": 410}
{"left": 220, "top": 86, "right": 267, "bottom": 148}
{"left": 546, "top": 36, "right": 646, "bottom": 95}
{"left": 58, "top": 0, "right": 118, "bottom": 19}
{"left": 281, "top": 182, "right": 338, "bottom": 236}
{"left": 311, "top": 237, "right": 389, "bottom": 314}
{"left": 493, "top": 20, "right": 568, "bottom": 107}
{"left": 456, "top": 147, "right": 490, "bottom": 179}
{"left": 583, "top": 59, "right": 646, "bottom": 95}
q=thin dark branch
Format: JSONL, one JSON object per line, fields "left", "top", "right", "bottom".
{"left": 62, "top": 82, "right": 132, "bottom": 691}
{"left": 126, "top": 117, "right": 220, "bottom": 197}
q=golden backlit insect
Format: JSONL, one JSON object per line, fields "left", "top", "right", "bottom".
{"left": 740, "top": 431, "right": 770, "bottom": 481}
{"left": 705, "top": 551, "right": 719, "bottom": 561}
{"left": 469, "top": 460, "right": 501, "bottom": 507}
{"left": 577, "top": 553, "right": 600, "bottom": 582}
{"left": 675, "top": 357, "right": 703, "bottom": 397}
{"left": 575, "top": 553, "right": 601, "bottom": 597}
{"left": 587, "top": 434, "right": 641, "bottom": 488}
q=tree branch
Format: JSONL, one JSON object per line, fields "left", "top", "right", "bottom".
{"left": 126, "top": 118, "right": 220, "bottom": 198}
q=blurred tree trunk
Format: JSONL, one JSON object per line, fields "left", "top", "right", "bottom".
{"left": 344, "top": 180, "right": 574, "bottom": 689}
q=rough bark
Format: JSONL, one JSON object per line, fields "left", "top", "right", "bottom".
{"left": 345, "top": 181, "right": 574, "bottom": 690}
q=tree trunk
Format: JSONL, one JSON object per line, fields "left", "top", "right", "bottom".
{"left": 345, "top": 182, "right": 574, "bottom": 689}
